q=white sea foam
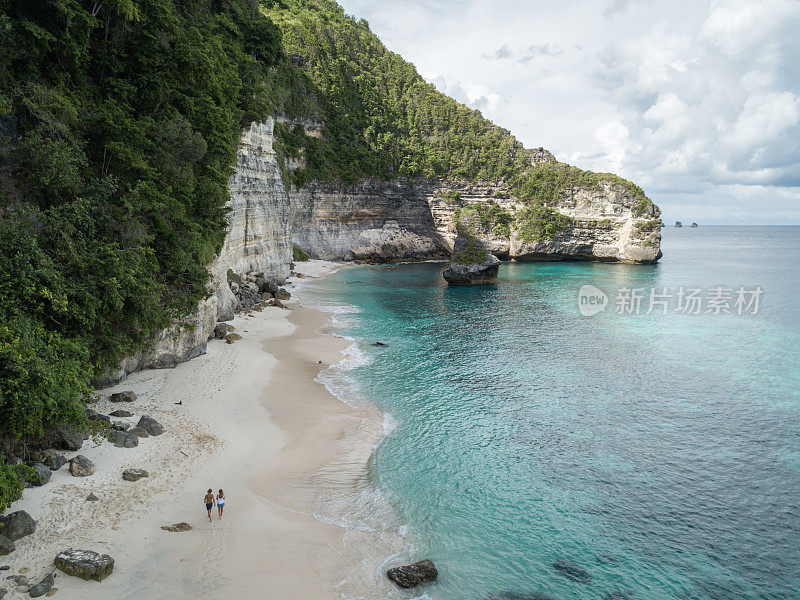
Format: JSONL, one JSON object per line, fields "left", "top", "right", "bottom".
{"left": 382, "top": 412, "right": 398, "bottom": 437}
{"left": 294, "top": 275, "right": 417, "bottom": 598}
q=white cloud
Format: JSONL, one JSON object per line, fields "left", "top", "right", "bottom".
{"left": 338, "top": 0, "right": 800, "bottom": 223}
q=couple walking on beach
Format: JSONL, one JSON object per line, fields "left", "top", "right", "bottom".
{"left": 204, "top": 488, "right": 226, "bottom": 522}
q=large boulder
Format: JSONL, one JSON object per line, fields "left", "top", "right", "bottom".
{"left": 0, "top": 511, "right": 36, "bottom": 541}
{"left": 122, "top": 468, "right": 149, "bottom": 482}
{"left": 225, "top": 333, "right": 242, "bottom": 344}
{"left": 55, "top": 549, "right": 114, "bottom": 581}
{"left": 386, "top": 559, "right": 438, "bottom": 589}
{"left": 255, "top": 274, "right": 279, "bottom": 295}
{"left": 443, "top": 214, "right": 500, "bottom": 286}
{"left": 135, "top": 415, "right": 163, "bottom": 437}
{"left": 108, "top": 430, "right": 139, "bottom": 448}
{"left": 214, "top": 322, "right": 232, "bottom": 339}
{"left": 274, "top": 288, "right": 291, "bottom": 301}
{"left": 129, "top": 426, "right": 149, "bottom": 438}
{"left": 28, "top": 573, "right": 53, "bottom": 598}
{"left": 85, "top": 407, "right": 111, "bottom": 424}
{"left": 109, "top": 391, "right": 136, "bottom": 403}
{"left": 52, "top": 423, "right": 84, "bottom": 451}
{"left": 44, "top": 452, "right": 67, "bottom": 471}
{"left": 0, "top": 534, "right": 14, "bottom": 556}
{"left": 29, "top": 463, "right": 52, "bottom": 486}
{"left": 69, "top": 455, "right": 95, "bottom": 477}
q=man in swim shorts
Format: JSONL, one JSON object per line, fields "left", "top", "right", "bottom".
{"left": 204, "top": 488, "right": 215, "bottom": 522}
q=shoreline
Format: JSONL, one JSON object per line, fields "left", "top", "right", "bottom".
{"left": 2, "top": 260, "right": 404, "bottom": 600}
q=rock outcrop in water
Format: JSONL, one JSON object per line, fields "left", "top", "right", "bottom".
{"left": 443, "top": 214, "right": 500, "bottom": 285}
{"left": 386, "top": 559, "right": 438, "bottom": 588}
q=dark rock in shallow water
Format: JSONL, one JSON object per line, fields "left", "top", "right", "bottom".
{"left": 0, "top": 535, "right": 14, "bottom": 556}
{"left": 28, "top": 573, "right": 54, "bottom": 598}
{"left": 553, "top": 559, "right": 591, "bottom": 584}
{"left": 68, "top": 456, "right": 95, "bottom": 477}
{"left": 135, "top": 415, "right": 164, "bottom": 436}
{"left": 108, "top": 409, "right": 133, "bottom": 418}
{"left": 386, "top": 559, "right": 438, "bottom": 588}
{"left": 109, "top": 391, "right": 136, "bottom": 403}
{"left": 108, "top": 430, "right": 139, "bottom": 448}
{"left": 373, "top": 342, "right": 388, "bottom": 347}
{"left": 0, "top": 511, "right": 36, "bottom": 541}
{"left": 55, "top": 549, "right": 114, "bottom": 581}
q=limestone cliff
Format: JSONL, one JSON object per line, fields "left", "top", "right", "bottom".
{"left": 105, "top": 119, "right": 661, "bottom": 382}
{"left": 289, "top": 176, "right": 661, "bottom": 265}
{"left": 98, "top": 120, "right": 293, "bottom": 384}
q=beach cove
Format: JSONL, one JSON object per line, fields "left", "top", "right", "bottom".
{"left": 2, "top": 261, "right": 403, "bottom": 600}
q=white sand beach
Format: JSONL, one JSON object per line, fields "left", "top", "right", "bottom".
{"left": 2, "top": 260, "right": 403, "bottom": 600}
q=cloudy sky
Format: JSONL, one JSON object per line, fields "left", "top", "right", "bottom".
{"left": 338, "top": 0, "right": 800, "bottom": 224}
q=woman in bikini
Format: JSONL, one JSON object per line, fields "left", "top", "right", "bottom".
{"left": 204, "top": 488, "right": 215, "bottom": 522}
{"left": 216, "top": 489, "right": 225, "bottom": 519}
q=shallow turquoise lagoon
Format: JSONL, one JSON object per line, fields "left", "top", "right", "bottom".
{"left": 311, "top": 227, "right": 800, "bottom": 600}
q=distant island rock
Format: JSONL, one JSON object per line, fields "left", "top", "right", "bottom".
{"left": 675, "top": 221, "right": 683, "bottom": 227}
{"left": 691, "top": 222, "right": 698, "bottom": 227}
{"left": 443, "top": 213, "right": 500, "bottom": 286}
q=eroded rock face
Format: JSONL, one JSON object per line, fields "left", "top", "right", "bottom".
{"left": 290, "top": 179, "right": 450, "bottom": 262}
{"left": 55, "top": 549, "right": 114, "bottom": 581}
{"left": 98, "top": 119, "right": 293, "bottom": 386}
{"left": 386, "top": 559, "right": 438, "bottom": 589}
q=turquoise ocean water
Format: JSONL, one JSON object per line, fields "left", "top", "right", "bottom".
{"left": 307, "top": 227, "right": 800, "bottom": 600}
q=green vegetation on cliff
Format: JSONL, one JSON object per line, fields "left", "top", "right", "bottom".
{"left": 0, "top": 0, "right": 280, "bottom": 490}
{"left": 264, "top": 0, "right": 653, "bottom": 220}
{"left": 0, "top": 0, "right": 656, "bottom": 509}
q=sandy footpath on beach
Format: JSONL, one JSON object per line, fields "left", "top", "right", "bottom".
{"left": 2, "top": 260, "right": 403, "bottom": 600}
